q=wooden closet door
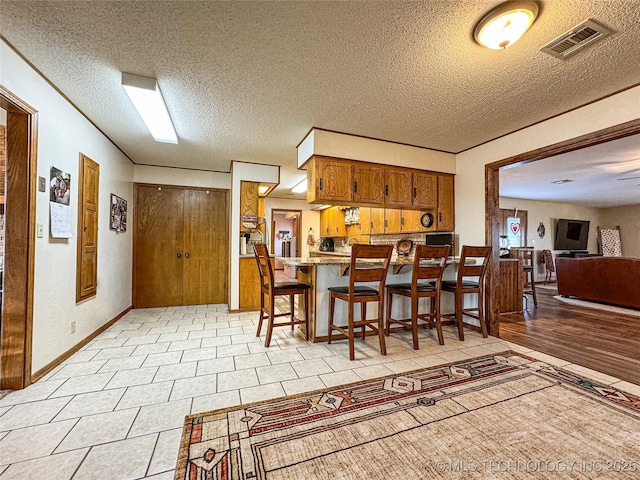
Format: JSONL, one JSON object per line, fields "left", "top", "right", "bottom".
{"left": 134, "top": 186, "right": 184, "bottom": 307}
{"left": 77, "top": 154, "right": 100, "bottom": 302}
{"left": 182, "top": 189, "right": 228, "bottom": 305}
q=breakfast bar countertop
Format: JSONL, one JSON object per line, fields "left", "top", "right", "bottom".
{"left": 278, "top": 255, "right": 465, "bottom": 267}
{"left": 278, "top": 256, "right": 417, "bottom": 267}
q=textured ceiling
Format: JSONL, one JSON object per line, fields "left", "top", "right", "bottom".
{"left": 500, "top": 135, "right": 640, "bottom": 207}
{"left": 1, "top": 0, "right": 639, "bottom": 201}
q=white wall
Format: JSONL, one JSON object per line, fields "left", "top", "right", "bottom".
{"left": 230, "top": 162, "right": 280, "bottom": 310}
{"left": 499, "top": 197, "right": 603, "bottom": 280}
{"left": 456, "top": 87, "right": 640, "bottom": 248}
{"left": 299, "top": 128, "right": 456, "bottom": 173}
{"left": 133, "top": 165, "right": 230, "bottom": 189}
{"left": 499, "top": 197, "right": 603, "bottom": 252}
{"left": 599, "top": 204, "right": 640, "bottom": 258}
{"left": 1, "top": 40, "right": 134, "bottom": 372}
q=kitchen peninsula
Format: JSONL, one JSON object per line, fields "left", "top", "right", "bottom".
{"left": 279, "top": 255, "right": 464, "bottom": 343}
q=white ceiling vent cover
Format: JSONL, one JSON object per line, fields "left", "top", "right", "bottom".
{"left": 540, "top": 19, "right": 611, "bottom": 59}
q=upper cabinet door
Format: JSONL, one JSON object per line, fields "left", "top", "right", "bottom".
{"left": 311, "top": 156, "right": 353, "bottom": 203}
{"left": 384, "top": 167, "right": 412, "bottom": 206}
{"left": 412, "top": 171, "right": 438, "bottom": 208}
{"left": 352, "top": 163, "right": 384, "bottom": 205}
{"left": 437, "top": 174, "right": 455, "bottom": 231}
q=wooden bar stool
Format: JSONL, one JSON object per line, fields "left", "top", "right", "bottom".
{"left": 328, "top": 244, "right": 393, "bottom": 361}
{"left": 253, "top": 243, "right": 310, "bottom": 347}
{"left": 385, "top": 245, "right": 450, "bottom": 348}
{"left": 519, "top": 248, "right": 538, "bottom": 307}
{"left": 441, "top": 245, "right": 492, "bottom": 341}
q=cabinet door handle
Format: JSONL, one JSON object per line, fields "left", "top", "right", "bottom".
{"left": 353, "top": 181, "right": 358, "bottom": 193}
{"left": 439, "top": 212, "right": 442, "bottom": 222}
{"left": 177, "top": 253, "right": 182, "bottom": 258}
{"left": 400, "top": 217, "right": 404, "bottom": 226}
{"left": 319, "top": 178, "right": 323, "bottom": 191}
{"left": 185, "top": 252, "right": 190, "bottom": 259}
{"left": 413, "top": 187, "right": 417, "bottom": 198}
{"left": 385, "top": 185, "right": 389, "bottom": 196}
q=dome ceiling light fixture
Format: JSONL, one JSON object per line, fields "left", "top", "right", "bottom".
{"left": 474, "top": 1, "right": 539, "bottom": 50}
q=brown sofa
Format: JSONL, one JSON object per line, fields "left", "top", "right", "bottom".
{"left": 555, "top": 257, "right": 640, "bottom": 310}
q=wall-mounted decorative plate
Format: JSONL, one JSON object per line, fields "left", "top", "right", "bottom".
{"left": 396, "top": 239, "right": 413, "bottom": 255}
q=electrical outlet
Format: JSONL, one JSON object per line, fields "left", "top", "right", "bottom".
{"left": 37, "top": 223, "right": 44, "bottom": 238}
{"left": 71, "top": 321, "right": 76, "bottom": 334}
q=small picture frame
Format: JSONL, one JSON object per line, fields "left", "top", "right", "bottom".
{"left": 110, "top": 194, "right": 127, "bottom": 233}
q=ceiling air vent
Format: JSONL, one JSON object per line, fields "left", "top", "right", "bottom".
{"left": 540, "top": 19, "right": 611, "bottom": 59}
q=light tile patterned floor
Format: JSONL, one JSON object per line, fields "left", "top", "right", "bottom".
{"left": 1, "top": 304, "right": 637, "bottom": 479}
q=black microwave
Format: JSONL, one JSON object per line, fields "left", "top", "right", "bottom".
{"left": 425, "top": 232, "right": 454, "bottom": 252}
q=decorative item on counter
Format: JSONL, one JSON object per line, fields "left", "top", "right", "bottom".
{"left": 396, "top": 239, "right": 413, "bottom": 256}
{"left": 240, "top": 235, "right": 247, "bottom": 255}
{"left": 499, "top": 235, "right": 510, "bottom": 258}
{"left": 537, "top": 222, "right": 545, "bottom": 239}
{"left": 307, "top": 227, "right": 315, "bottom": 245}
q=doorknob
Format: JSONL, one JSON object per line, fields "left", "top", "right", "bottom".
{"left": 177, "top": 253, "right": 182, "bottom": 258}
{"left": 185, "top": 253, "right": 190, "bottom": 258}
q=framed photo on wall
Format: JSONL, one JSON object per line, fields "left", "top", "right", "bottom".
{"left": 110, "top": 194, "right": 127, "bottom": 233}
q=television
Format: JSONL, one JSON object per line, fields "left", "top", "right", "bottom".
{"left": 554, "top": 219, "right": 590, "bottom": 251}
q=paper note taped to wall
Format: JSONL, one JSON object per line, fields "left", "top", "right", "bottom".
{"left": 50, "top": 202, "right": 73, "bottom": 238}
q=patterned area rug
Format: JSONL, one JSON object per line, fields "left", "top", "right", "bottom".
{"left": 554, "top": 295, "right": 640, "bottom": 317}
{"left": 175, "top": 352, "right": 640, "bottom": 479}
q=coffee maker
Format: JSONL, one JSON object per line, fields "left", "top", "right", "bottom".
{"left": 319, "top": 238, "right": 334, "bottom": 252}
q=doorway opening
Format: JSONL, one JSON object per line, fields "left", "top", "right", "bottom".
{"left": 484, "top": 118, "right": 640, "bottom": 337}
{"left": 0, "top": 87, "right": 38, "bottom": 390}
{"left": 271, "top": 209, "right": 302, "bottom": 280}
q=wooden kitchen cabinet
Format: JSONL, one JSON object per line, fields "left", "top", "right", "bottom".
{"left": 385, "top": 209, "right": 402, "bottom": 233}
{"left": 370, "top": 208, "right": 385, "bottom": 234}
{"left": 405, "top": 209, "right": 438, "bottom": 232}
{"left": 384, "top": 167, "right": 412, "bottom": 207}
{"left": 352, "top": 162, "right": 384, "bottom": 205}
{"left": 412, "top": 171, "right": 438, "bottom": 208}
{"left": 307, "top": 156, "right": 353, "bottom": 204}
{"left": 304, "top": 156, "right": 455, "bottom": 232}
{"left": 437, "top": 174, "right": 455, "bottom": 231}
{"left": 239, "top": 257, "right": 260, "bottom": 310}
{"left": 320, "top": 206, "right": 347, "bottom": 237}
{"left": 240, "top": 181, "right": 259, "bottom": 232}
{"left": 347, "top": 207, "right": 371, "bottom": 236}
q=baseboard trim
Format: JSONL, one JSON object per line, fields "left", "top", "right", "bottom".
{"left": 31, "top": 306, "right": 132, "bottom": 383}
{"left": 229, "top": 308, "right": 259, "bottom": 314}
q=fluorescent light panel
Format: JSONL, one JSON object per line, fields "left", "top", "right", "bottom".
{"left": 122, "top": 72, "right": 178, "bottom": 144}
{"left": 292, "top": 178, "right": 308, "bottom": 193}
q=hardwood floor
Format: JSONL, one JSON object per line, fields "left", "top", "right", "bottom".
{"left": 499, "top": 286, "right": 640, "bottom": 386}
